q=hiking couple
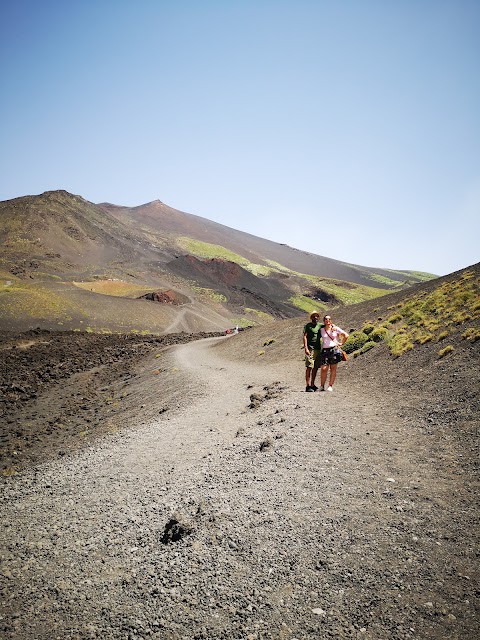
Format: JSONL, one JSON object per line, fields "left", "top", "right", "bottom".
{"left": 303, "top": 312, "right": 349, "bottom": 392}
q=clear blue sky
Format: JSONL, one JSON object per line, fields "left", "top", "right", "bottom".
{"left": 1, "top": 0, "right": 479, "bottom": 276}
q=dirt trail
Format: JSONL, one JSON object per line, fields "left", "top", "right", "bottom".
{"left": 0, "top": 337, "right": 478, "bottom": 640}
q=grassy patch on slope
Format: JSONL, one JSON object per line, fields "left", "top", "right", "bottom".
{"left": 177, "top": 236, "right": 391, "bottom": 311}
{"left": 73, "top": 280, "right": 154, "bottom": 297}
{"left": 176, "top": 238, "right": 251, "bottom": 266}
{"left": 0, "top": 281, "right": 87, "bottom": 323}
{"left": 343, "top": 270, "right": 479, "bottom": 358}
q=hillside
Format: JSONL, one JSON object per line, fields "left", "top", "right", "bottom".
{"left": 0, "top": 190, "right": 436, "bottom": 333}
{"left": 2, "top": 262, "right": 477, "bottom": 473}
{"left": 0, "top": 263, "right": 478, "bottom": 640}
{"left": 100, "top": 199, "right": 434, "bottom": 288}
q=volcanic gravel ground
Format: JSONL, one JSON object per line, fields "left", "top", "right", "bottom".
{"left": 0, "top": 331, "right": 479, "bottom": 639}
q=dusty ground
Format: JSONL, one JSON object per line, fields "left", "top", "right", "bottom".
{"left": 0, "top": 319, "right": 479, "bottom": 639}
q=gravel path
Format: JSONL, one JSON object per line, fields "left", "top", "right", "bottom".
{"left": 1, "top": 336, "right": 478, "bottom": 640}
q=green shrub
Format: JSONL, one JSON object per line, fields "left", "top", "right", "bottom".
{"left": 405, "top": 310, "right": 426, "bottom": 326}
{"left": 437, "top": 330, "right": 448, "bottom": 341}
{"left": 462, "top": 328, "right": 480, "bottom": 342}
{"left": 360, "top": 341, "right": 376, "bottom": 353}
{"left": 263, "top": 338, "right": 275, "bottom": 346}
{"left": 343, "top": 331, "right": 370, "bottom": 354}
{"left": 386, "top": 313, "right": 403, "bottom": 324}
{"left": 438, "top": 345, "right": 453, "bottom": 358}
{"left": 388, "top": 333, "right": 414, "bottom": 357}
{"left": 452, "top": 311, "right": 472, "bottom": 323}
{"left": 417, "top": 333, "right": 433, "bottom": 344}
{"left": 362, "top": 323, "right": 375, "bottom": 335}
{"left": 370, "top": 326, "right": 389, "bottom": 343}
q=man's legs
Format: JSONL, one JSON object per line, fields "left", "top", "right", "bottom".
{"left": 305, "top": 366, "right": 312, "bottom": 387}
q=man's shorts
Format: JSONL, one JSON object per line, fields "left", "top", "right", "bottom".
{"left": 305, "top": 349, "right": 321, "bottom": 368}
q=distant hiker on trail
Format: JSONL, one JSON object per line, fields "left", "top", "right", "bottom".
{"left": 319, "top": 315, "right": 349, "bottom": 391}
{"left": 303, "top": 311, "right": 324, "bottom": 392}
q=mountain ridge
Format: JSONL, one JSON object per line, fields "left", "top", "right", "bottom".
{"left": 0, "top": 189, "right": 437, "bottom": 333}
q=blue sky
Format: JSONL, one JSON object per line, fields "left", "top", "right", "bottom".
{"left": 1, "top": 0, "right": 478, "bottom": 276}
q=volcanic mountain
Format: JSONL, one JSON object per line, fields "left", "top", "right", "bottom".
{"left": 0, "top": 190, "right": 436, "bottom": 333}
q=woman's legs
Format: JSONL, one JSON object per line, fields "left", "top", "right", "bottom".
{"left": 320, "top": 363, "right": 338, "bottom": 388}
{"left": 320, "top": 364, "right": 329, "bottom": 388}
{"left": 328, "top": 364, "right": 337, "bottom": 387}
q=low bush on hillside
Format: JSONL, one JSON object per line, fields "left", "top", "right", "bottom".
{"left": 389, "top": 334, "right": 414, "bottom": 357}
{"left": 343, "top": 331, "right": 371, "bottom": 354}
{"left": 344, "top": 270, "right": 480, "bottom": 358}
{"left": 360, "top": 341, "right": 376, "bottom": 354}
{"left": 386, "top": 313, "right": 403, "bottom": 324}
{"left": 438, "top": 345, "right": 454, "bottom": 358}
{"left": 416, "top": 332, "right": 434, "bottom": 345}
{"left": 462, "top": 327, "right": 480, "bottom": 342}
{"left": 370, "top": 326, "right": 389, "bottom": 342}
{"left": 362, "top": 323, "right": 375, "bottom": 335}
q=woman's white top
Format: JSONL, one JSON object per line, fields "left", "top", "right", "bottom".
{"left": 321, "top": 325, "right": 343, "bottom": 349}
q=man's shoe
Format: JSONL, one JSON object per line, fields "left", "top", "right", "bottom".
{"left": 311, "top": 384, "right": 318, "bottom": 391}
{"left": 306, "top": 386, "right": 314, "bottom": 392}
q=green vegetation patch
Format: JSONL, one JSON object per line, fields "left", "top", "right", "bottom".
{"left": 73, "top": 280, "right": 153, "bottom": 298}
{"left": 177, "top": 238, "right": 393, "bottom": 310}
{"left": 244, "top": 308, "right": 275, "bottom": 323}
{"left": 462, "top": 327, "right": 480, "bottom": 342}
{"left": 191, "top": 286, "right": 227, "bottom": 303}
{"left": 368, "top": 274, "right": 408, "bottom": 287}
{"left": 370, "top": 326, "right": 389, "bottom": 342}
{"left": 344, "top": 271, "right": 479, "bottom": 358}
{"left": 288, "top": 295, "right": 326, "bottom": 315}
{"left": 438, "top": 345, "right": 454, "bottom": 358}
{"left": 343, "top": 331, "right": 371, "bottom": 354}
{"left": 389, "top": 333, "right": 414, "bottom": 357}
{"left": 360, "top": 341, "right": 376, "bottom": 354}
{"left": 0, "top": 281, "right": 88, "bottom": 321}
{"left": 384, "top": 269, "right": 437, "bottom": 281}
{"left": 230, "top": 316, "right": 254, "bottom": 329}
{"left": 362, "top": 323, "right": 375, "bottom": 335}
{"left": 176, "top": 237, "right": 251, "bottom": 266}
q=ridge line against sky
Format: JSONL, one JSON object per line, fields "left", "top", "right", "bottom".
{"left": 0, "top": 0, "right": 479, "bottom": 276}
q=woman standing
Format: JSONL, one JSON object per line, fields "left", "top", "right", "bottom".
{"left": 319, "top": 315, "right": 349, "bottom": 391}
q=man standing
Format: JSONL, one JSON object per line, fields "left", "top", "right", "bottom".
{"left": 303, "top": 311, "right": 324, "bottom": 392}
